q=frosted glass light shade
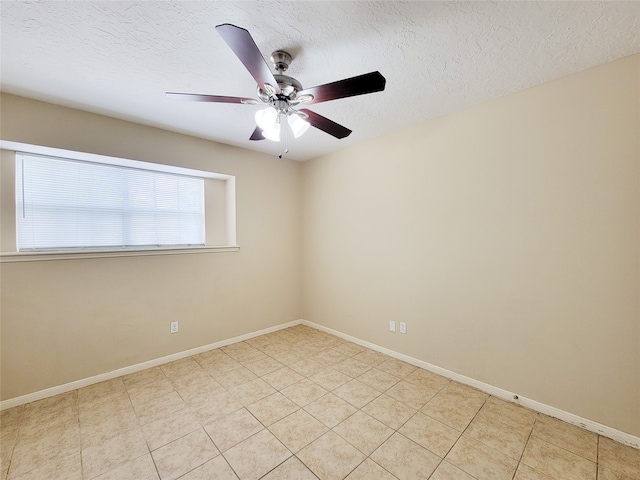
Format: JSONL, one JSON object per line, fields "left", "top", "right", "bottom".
{"left": 262, "top": 123, "right": 280, "bottom": 141}
{"left": 288, "top": 115, "right": 310, "bottom": 138}
{"left": 255, "top": 107, "right": 278, "bottom": 131}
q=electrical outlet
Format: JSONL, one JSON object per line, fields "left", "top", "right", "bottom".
{"left": 389, "top": 320, "right": 396, "bottom": 333}
{"left": 170, "top": 321, "right": 179, "bottom": 333}
{"left": 399, "top": 322, "right": 407, "bottom": 334}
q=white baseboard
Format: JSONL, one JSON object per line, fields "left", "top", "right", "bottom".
{"left": 301, "top": 320, "right": 640, "bottom": 450}
{"left": 0, "top": 320, "right": 301, "bottom": 411}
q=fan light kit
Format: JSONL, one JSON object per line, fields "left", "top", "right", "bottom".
{"left": 167, "top": 24, "right": 386, "bottom": 158}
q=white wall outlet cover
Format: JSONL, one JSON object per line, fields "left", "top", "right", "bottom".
{"left": 400, "top": 322, "right": 407, "bottom": 334}
{"left": 389, "top": 320, "right": 396, "bottom": 332}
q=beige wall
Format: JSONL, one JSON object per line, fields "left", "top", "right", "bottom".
{"left": 0, "top": 94, "right": 302, "bottom": 400}
{"left": 301, "top": 55, "right": 640, "bottom": 436}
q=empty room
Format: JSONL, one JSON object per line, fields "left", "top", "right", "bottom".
{"left": 0, "top": 1, "right": 638, "bottom": 479}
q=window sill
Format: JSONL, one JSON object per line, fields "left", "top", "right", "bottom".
{"left": 0, "top": 245, "right": 240, "bottom": 263}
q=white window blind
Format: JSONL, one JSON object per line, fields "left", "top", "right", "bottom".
{"left": 16, "top": 153, "right": 205, "bottom": 251}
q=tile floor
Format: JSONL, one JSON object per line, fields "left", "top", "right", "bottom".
{"left": 1, "top": 325, "right": 638, "bottom": 480}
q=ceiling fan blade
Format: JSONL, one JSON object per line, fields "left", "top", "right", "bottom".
{"left": 166, "top": 92, "right": 258, "bottom": 104}
{"left": 215, "top": 23, "right": 280, "bottom": 94}
{"left": 249, "top": 126, "right": 265, "bottom": 141}
{"left": 299, "top": 109, "right": 352, "bottom": 139}
{"left": 298, "top": 71, "right": 386, "bottom": 105}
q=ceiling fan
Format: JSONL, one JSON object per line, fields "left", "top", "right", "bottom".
{"left": 166, "top": 24, "right": 386, "bottom": 156}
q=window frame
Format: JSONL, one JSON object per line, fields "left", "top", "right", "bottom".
{"left": 0, "top": 141, "right": 238, "bottom": 262}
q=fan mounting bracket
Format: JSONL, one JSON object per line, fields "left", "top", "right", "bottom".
{"left": 270, "top": 50, "right": 292, "bottom": 73}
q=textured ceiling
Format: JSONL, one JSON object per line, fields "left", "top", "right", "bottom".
{"left": 1, "top": 1, "right": 639, "bottom": 161}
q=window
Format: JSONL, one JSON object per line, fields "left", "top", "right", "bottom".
{"left": 0, "top": 142, "right": 237, "bottom": 260}
{"left": 16, "top": 153, "right": 206, "bottom": 251}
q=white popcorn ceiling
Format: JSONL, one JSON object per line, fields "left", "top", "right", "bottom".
{"left": 1, "top": 1, "right": 639, "bottom": 161}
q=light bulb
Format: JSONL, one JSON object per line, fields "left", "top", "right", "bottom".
{"left": 261, "top": 123, "right": 280, "bottom": 141}
{"left": 288, "top": 114, "right": 310, "bottom": 138}
{"left": 255, "top": 107, "right": 278, "bottom": 131}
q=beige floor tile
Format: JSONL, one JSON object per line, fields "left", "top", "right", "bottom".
{"left": 246, "top": 392, "right": 299, "bottom": 426}
{"left": 269, "top": 410, "right": 328, "bottom": 453}
{"left": 244, "top": 357, "right": 284, "bottom": 377}
{"left": 404, "top": 369, "right": 450, "bottom": 392}
{"left": 176, "top": 377, "right": 226, "bottom": 407}
{"left": 17, "top": 415, "right": 79, "bottom": 447}
{"left": 160, "top": 358, "right": 202, "bottom": 378}
{"left": 260, "top": 456, "right": 318, "bottom": 480}
{"left": 152, "top": 429, "right": 219, "bottom": 480}
{"left": 333, "top": 379, "right": 380, "bottom": 409}
{"left": 290, "top": 359, "right": 326, "bottom": 378}
{"left": 281, "top": 379, "right": 328, "bottom": 407}
{"left": 228, "top": 378, "right": 277, "bottom": 406}
{"left": 215, "top": 367, "right": 259, "bottom": 389}
{"left": 223, "top": 429, "right": 291, "bottom": 480}
{"left": 303, "top": 393, "right": 358, "bottom": 428}
{"left": 78, "top": 392, "right": 135, "bottom": 425}
{"left": 1, "top": 406, "right": 23, "bottom": 428}
{"left": 308, "top": 368, "right": 351, "bottom": 391}
{"left": 332, "top": 358, "right": 371, "bottom": 378}
{"left": 376, "top": 359, "right": 417, "bottom": 378}
{"left": 356, "top": 368, "right": 400, "bottom": 392}
{"left": 167, "top": 366, "right": 215, "bottom": 391}
{"left": 127, "top": 378, "right": 175, "bottom": 406}
{"left": 438, "top": 383, "right": 488, "bottom": 410}
{"left": 351, "top": 349, "right": 389, "bottom": 367}
{"left": 261, "top": 367, "right": 304, "bottom": 391}
{"left": 598, "top": 437, "right": 640, "bottom": 479}
{"left": 123, "top": 367, "right": 167, "bottom": 389}
{"left": 465, "top": 413, "right": 529, "bottom": 460}
{"left": 204, "top": 408, "right": 263, "bottom": 452}
{"left": 18, "top": 403, "right": 78, "bottom": 438}
{"left": 445, "top": 434, "right": 519, "bottom": 480}
{"left": 78, "top": 379, "right": 126, "bottom": 404}
{"left": 421, "top": 394, "right": 479, "bottom": 431}
{"left": 200, "top": 356, "right": 243, "bottom": 376}
{"left": 9, "top": 424, "right": 80, "bottom": 478}
{"left": 513, "top": 463, "right": 555, "bottom": 480}
{"left": 193, "top": 348, "right": 229, "bottom": 367}
{"left": 312, "top": 348, "right": 349, "bottom": 366}
{"left": 297, "top": 431, "right": 365, "bottom": 480}
{"left": 385, "top": 380, "right": 435, "bottom": 410}
{"left": 81, "top": 428, "right": 148, "bottom": 479}
{"left": 361, "top": 394, "right": 416, "bottom": 430}
{"left": 370, "top": 432, "right": 441, "bottom": 480}
{"left": 479, "top": 397, "right": 537, "bottom": 432}
{"left": 190, "top": 391, "right": 243, "bottom": 425}
{"left": 92, "top": 453, "right": 159, "bottom": 480}
{"left": 133, "top": 391, "right": 187, "bottom": 425}
{"left": 80, "top": 409, "right": 140, "bottom": 448}
{"left": 430, "top": 461, "right": 476, "bottom": 480}
{"left": 344, "top": 458, "right": 397, "bottom": 479}
{"left": 222, "top": 343, "right": 267, "bottom": 364}
{"left": 6, "top": 451, "right": 82, "bottom": 480}
{"left": 520, "top": 436, "right": 596, "bottom": 480}
{"left": 178, "top": 455, "right": 239, "bottom": 480}
{"left": 22, "top": 391, "right": 77, "bottom": 418}
{"left": 272, "top": 350, "right": 305, "bottom": 365}
{"left": 333, "top": 411, "right": 394, "bottom": 455}
{"left": 398, "top": 412, "right": 460, "bottom": 457}
{"left": 142, "top": 407, "right": 200, "bottom": 451}
{"left": 531, "top": 414, "right": 597, "bottom": 461}
{"left": 597, "top": 464, "right": 637, "bottom": 480}
{"left": 332, "top": 343, "right": 365, "bottom": 357}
